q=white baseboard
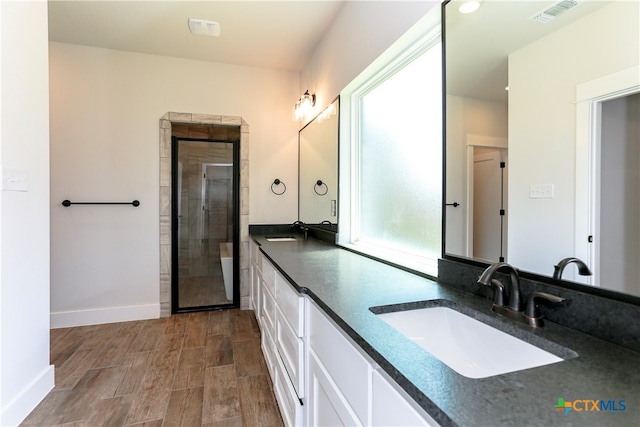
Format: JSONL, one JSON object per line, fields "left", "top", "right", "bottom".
{"left": 51, "top": 303, "right": 160, "bottom": 329}
{"left": 1, "top": 365, "right": 54, "bottom": 427}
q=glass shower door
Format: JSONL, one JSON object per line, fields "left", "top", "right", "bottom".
{"left": 173, "top": 138, "right": 238, "bottom": 311}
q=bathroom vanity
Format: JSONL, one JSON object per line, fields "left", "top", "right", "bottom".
{"left": 249, "top": 231, "right": 639, "bottom": 427}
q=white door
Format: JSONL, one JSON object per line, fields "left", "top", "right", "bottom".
{"left": 472, "top": 148, "right": 508, "bottom": 262}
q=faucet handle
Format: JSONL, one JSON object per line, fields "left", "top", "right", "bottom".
{"left": 480, "top": 279, "right": 507, "bottom": 308}
{"left": 524, "top": 292, "right": 565, "bottom": 328}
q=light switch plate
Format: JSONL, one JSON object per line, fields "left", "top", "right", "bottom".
{"left": 529, "top": 183, "right": 553, "bottom": 199}
{"left": 1, "top": 167, "right": 29, "bottom": 192}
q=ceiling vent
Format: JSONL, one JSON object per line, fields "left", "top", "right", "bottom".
{"left": 529, "top": 0, "right": 579, "bottom": 23}
{"left": 188, "top": 18, "right": 221, "bottom": 37}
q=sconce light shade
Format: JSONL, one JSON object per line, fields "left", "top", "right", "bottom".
{"left": 293, "top": 90, "right": 316, "bottom": 122}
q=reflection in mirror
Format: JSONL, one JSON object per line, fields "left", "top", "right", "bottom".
{"left": 443, "top": 0, "right": 640, "bottom": 297}
{"left": 299, "top": 97, "right": 339, "bottom": 229}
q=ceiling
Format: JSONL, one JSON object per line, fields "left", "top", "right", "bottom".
{"left": 48, "top": 1, "right": 346, "bottom": 72}
{"left": 444, "top": 0, "right": 613, "bottom": 103}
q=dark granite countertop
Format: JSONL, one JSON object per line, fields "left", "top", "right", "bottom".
{"left": 251, "top": 234, "right": 640, "bottom": 427}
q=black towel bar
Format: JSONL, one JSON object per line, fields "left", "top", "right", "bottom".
{"left": 62, "top": 200, "right": 140, "bottom": 207}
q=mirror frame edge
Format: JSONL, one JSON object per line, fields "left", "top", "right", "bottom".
{"left": 438, "top": 0, "right": 640, "bottom": 307}
{"left": 440, "top": 0, "right": 450, "bottom": 265}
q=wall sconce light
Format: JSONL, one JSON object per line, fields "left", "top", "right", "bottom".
{"left": 293, "top": 90, "right": 316, "bottom": 122}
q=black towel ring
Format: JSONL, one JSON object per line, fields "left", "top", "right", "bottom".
{"left": 314, "top": 180, "right": 328, "bottom": 196}
{"left": 271, "top": 179, "right": 286, "bottom": 195}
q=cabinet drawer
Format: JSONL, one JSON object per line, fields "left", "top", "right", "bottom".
{"left": 308, "top": 301, "right": 371, "bottom": 425}
{"left": 274, "top": 349, "right": 304, "bottom": 427}
{"left": 276, "top": 306, "right": 305, "bottom": 398}
{"left": 275, "top": 272, "right": 304, "bottom": 337}
{"left": 261, "top": 257, "right": 276, "bottom": 295}
{"left": 260, "top": 283, "right": 276, "bottom": 336}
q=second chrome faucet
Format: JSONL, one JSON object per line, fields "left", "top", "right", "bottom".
{"left": 477, "top": 262, "right": 565, "bottom": 327}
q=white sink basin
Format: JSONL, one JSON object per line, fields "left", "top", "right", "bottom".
{"left": 376, "top": 306, "right": 564, "bottom": 378}
{"left": 265, "top": 236, "right": 297, "bottom": 242}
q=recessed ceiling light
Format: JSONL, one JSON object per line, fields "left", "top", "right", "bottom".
{"left": 459, "top": 1, "right": 481, "bottom": 14}
{"left": 188, "top": 18, "right": 220, "bottom": 37}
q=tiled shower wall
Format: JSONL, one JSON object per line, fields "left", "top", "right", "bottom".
{"left": 159, "top": 113, "right": 250, "bottom": 317}
{"left": 176, "top": 138, "right": 234, "bottom": 281}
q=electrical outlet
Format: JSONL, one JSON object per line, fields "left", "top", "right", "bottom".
{"left": 1, "top": 167, "right": 28, "bottom": 192}
{"left": 529, "top": 184, "right": 554, "bottom": 199}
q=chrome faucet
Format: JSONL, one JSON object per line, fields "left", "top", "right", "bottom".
{"left": 553, "top": 257, "right": 592, "bottom": 280}
{"left": 477, "top": 262, "right": 523, "bottom": 313}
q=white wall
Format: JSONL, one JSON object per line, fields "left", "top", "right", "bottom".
{"left": 0, "top": 1, "right": 55, "bottom": 425}
{"left": 508, "top": 1, "right": 640, "bottom": 275}
{"left": 48, "top": 1, "right": 443, "bottom": 328}
{"left": 49, "top": 42, "right": 300, "bottom": 326}
{"left": 300, "top": 1, "right": 438, "bottom": 112}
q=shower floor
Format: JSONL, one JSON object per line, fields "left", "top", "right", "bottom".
{"left": 178, "top": 261, "right": 230, "bottom": 308}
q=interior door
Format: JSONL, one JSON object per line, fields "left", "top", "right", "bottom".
{"left": 472, "top": 148, "right": 508, "bottom": 262}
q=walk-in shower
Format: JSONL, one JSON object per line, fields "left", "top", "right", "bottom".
{"left": 171, "top": 134, "right": 239, "bottom": 312}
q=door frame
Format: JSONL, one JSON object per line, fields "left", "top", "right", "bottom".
{"left": 575, "top": 66, "right": 640, "bottom": 286}
{"left": 159, "top": 113, "right": 250, "bottom": 318}
{"left": 171, "top": 136, "right": 241, "bottom": 313}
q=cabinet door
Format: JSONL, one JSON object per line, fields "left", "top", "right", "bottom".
{"left": 307, "top": 350, "right": 363, "bottom": 427}
{"left": 372, "top": 369, "right": 440, "bottom": 427}
{"left": 308, "top": 301, "right": 371, "bottom": 425}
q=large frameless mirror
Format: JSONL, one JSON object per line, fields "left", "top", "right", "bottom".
{"left": 299, "top": 97, "right": 339, "bottom": 231}
{"left": 442, "top": 0, "right": 640, "bottom": 298}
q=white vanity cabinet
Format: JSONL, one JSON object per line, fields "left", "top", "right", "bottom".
{"left": 273, "top": 269, "right": 305, "bottom": 426}
{"left": 251, "top": 245, "right": 305, "bottom": 426}
{"left": 307, "top": 300, "right": 371, "bottom": 426}
{"left": 306, "top": 299, "right": 440, "bottom": 427}
{"left": 275, "top": 272, "right": 305, "bottom": 397}
{"left": 250, "top": 239, "right": 439, "bottom": 427}
{"left": 372, "top": 369, "right": 439, "bottom": 426}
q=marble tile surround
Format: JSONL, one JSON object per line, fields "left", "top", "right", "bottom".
{"left": 159, "top": 113, "right": 250, "bottom": 317}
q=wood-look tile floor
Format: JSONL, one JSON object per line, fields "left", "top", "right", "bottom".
{"left": 21, "top": 309, "right": 284, "bottom": 427}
